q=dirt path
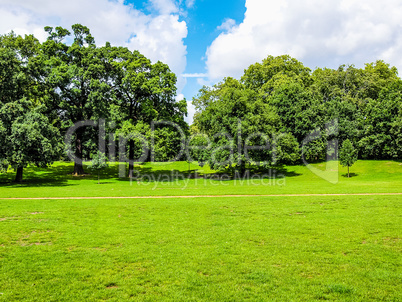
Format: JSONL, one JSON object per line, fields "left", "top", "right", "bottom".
{"left": 0, "top": 193, "right": 401, "bottom": 200}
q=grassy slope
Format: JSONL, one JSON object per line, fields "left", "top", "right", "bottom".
{"left": 0, "top": 160, "right": 401, "bottom": 198}
{"left": 0, "top": 195, "right": 400, "bottom": 301}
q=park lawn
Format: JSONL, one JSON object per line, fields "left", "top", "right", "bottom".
{"left": 0, "top": 160, "right": 401, "bottom": 198}
{"left": 0, "top": 195, "right": 400, "bottom": 301}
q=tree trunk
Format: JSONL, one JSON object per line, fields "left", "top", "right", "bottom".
{"left": 74, "top": 131, "right": 85, "bottom": 175}
{"left": 74, "top": 162, "right": 85, "bottom": 175}
{"left": 98, "top": 172, "right": 100, "bottom": 184}
{"left": 128, "top": 140, "right": 134, "bottom": 179}
{"left": 15, "top": 166, "right": 23, "bottom": 183}
{"left": 348, "top": 166, "right": 350, "bottom": 178}
{"left": 237, "top": 160, "right": 246, "bottom": 178}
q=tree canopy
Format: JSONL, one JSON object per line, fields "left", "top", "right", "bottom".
{"left": 192, "top": 55, "right": 402, "bottom": 172}
{"left": 0, "top": 25, "right": 188, "bottom": 181}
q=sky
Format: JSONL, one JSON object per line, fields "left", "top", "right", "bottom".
{"left": 1, "top": 0, "right": 402, "bottom": 124}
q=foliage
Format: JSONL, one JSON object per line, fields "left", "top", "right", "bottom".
{"left": 0, "top": 25, "right": 188, "bottom": 181}
{"left": 42, "top": 25, "right": 111, "bottom": 175}
{"left": 105, "top": 43, "right": 187, "bottom": 175}
{"left": 339, "top": 139, "right": 358, "bottom": 177}
{"left": 90, "top": 151, "right": 108, "bottom": 183}
{"left": 194, "top": 56, "right": 402, "bottom": 170}
{"left": 193, "top": 77, "right": 299, "bottom": 173}
{"left": 0, "top": 33, "right": 62, "bottom": 182}
{"left": 90, "top": 151, "right": 109, "bottom": 171}
{"left": 2, "top": 25, "right": 402, "bottom": 183}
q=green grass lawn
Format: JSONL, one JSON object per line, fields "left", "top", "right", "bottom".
{"left": 0, "top": 195, "right": 400, "bottom": 301}
{"left": 0, "top": 160, "right": 401, "bottom": 198}
{"left": 0, "top": 161, "right": 401, "bottom": 301}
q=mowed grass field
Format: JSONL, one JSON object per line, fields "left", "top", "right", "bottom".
{"left": 0, "top": 161, "right": 401, "bottom": 301}
{"left": 0, "top": 160, "right": 401, "bottom": 197}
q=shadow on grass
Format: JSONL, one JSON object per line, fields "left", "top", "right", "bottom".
{"left": 341, "top": 173, "right": 359, "bottom": 178}
{"left": 0, "top": 161, "right": 304, "bottom": 187}
{"left": 0, "top": 164, "right": 77, "bottom": 188}
{"left": 114, "top": 164, "right": 302, "bottom": 183}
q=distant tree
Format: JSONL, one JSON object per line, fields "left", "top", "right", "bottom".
{"left": 90, "top": 151, "right": 108, "bottom": 184}
{"left": 339, "top": 139, "right": 358, "bottom": 178}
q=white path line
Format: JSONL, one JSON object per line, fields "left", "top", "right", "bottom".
{"left": 0, "top": 193, "right": 401, "bottom": 200}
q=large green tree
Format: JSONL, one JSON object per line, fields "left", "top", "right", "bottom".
{"left": 312, "top": 61, "right": 401, "bottom": 160}
{"left": 106, "top": 44, "right": 187, "bottom": 176}
{"left": 193, "top": 77, "right": 299, "bottom": 174}
{"left": 0, "top": 32, "right": 62, "bottom": 182}
{"left": 42, "top": 24, "right": 111, "bottom": 175}
{"left": 242, "top": 55, "right": 326, "bottom": 161}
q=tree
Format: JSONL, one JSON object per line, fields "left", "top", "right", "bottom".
{"left": 115, "top": 120, "right": 150, "bottom": 178}
{"left": 7, "top": 106, "right": 61, "bottom": 182}
{"left": 90, "top": 151, "right": 108, "bottom": 184}
{"left": 42, "top": 24, "right": 111, "bottom": 175}
{"left": 312, "top": 61, "right": 401, "bottom": 159}
{"left": 107, "top": 44, "right": 187, "bottom": 176}
{"left": 0, "top": 32, "right": 62, "bottom": 182}
{"left": 266, "top": 78, "right": 323, "bottom": 144}
{"left": 193, "top": 77, "right": 299, "bottom": 174}
{"left": 358, "top": 79, "right": 402, "bottom": 159}
{"left": 241, "top": 55, "right": 312, "bottom": 91}
{"left": 339, "top": 139, "right": 358, "bottom": 178}
{"left": 187, "top": 129, "right": 211, "bottom": 168}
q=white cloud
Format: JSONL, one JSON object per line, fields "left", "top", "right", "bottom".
{"left": 176, "top": 93, "right": 195, "bottom": 124}
{"left": 217, "top": 18, "right": 236, "bottom": 31}
{"left": 205, "top": 0, "right": 402, "bottom": 81}
{"left": 0, "top": 0, "right": 188, "bottom": 91}
{"left": 150, "top": 0, "right": 179, "bottom": 15}
{"left": 185, "top": 0, "right": 195, "bottom": 9}
{"left": 182, "top": 73, "right": 208, "bottom": 78}
{"left": 196, "top": 77, "right": 211, "bottom": 87}
{"left": 185, "top": 101, "right": 196, "bottom": 125}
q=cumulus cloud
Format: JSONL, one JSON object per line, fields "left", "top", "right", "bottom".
{"left": 205, "top": 0, "right": 402, "bottom": 81}
{"left": 0, "top": 0, "right": 188, "bottom": 91}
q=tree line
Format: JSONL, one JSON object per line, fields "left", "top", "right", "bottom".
{"left": 191, "top": 55, "right": 401, "bottom": 174}
{"left": 1, "top": 25, "right": 401, "bottom": 182}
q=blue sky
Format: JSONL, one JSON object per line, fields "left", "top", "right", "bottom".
{"left": 175, "top": 0, "right": 246, "bottom": 102}
{"left": 1, "top": 0, "right": 402, "bottom": 124}
{"left": 123, "top": 0, "right": 248, "bottom": 111}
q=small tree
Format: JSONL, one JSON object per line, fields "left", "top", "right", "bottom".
{"left": 339, "top": 139, "right": 358, "bottom": 177}
{"left": 90, "top": 152, "right": 108, "bottom": 184}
